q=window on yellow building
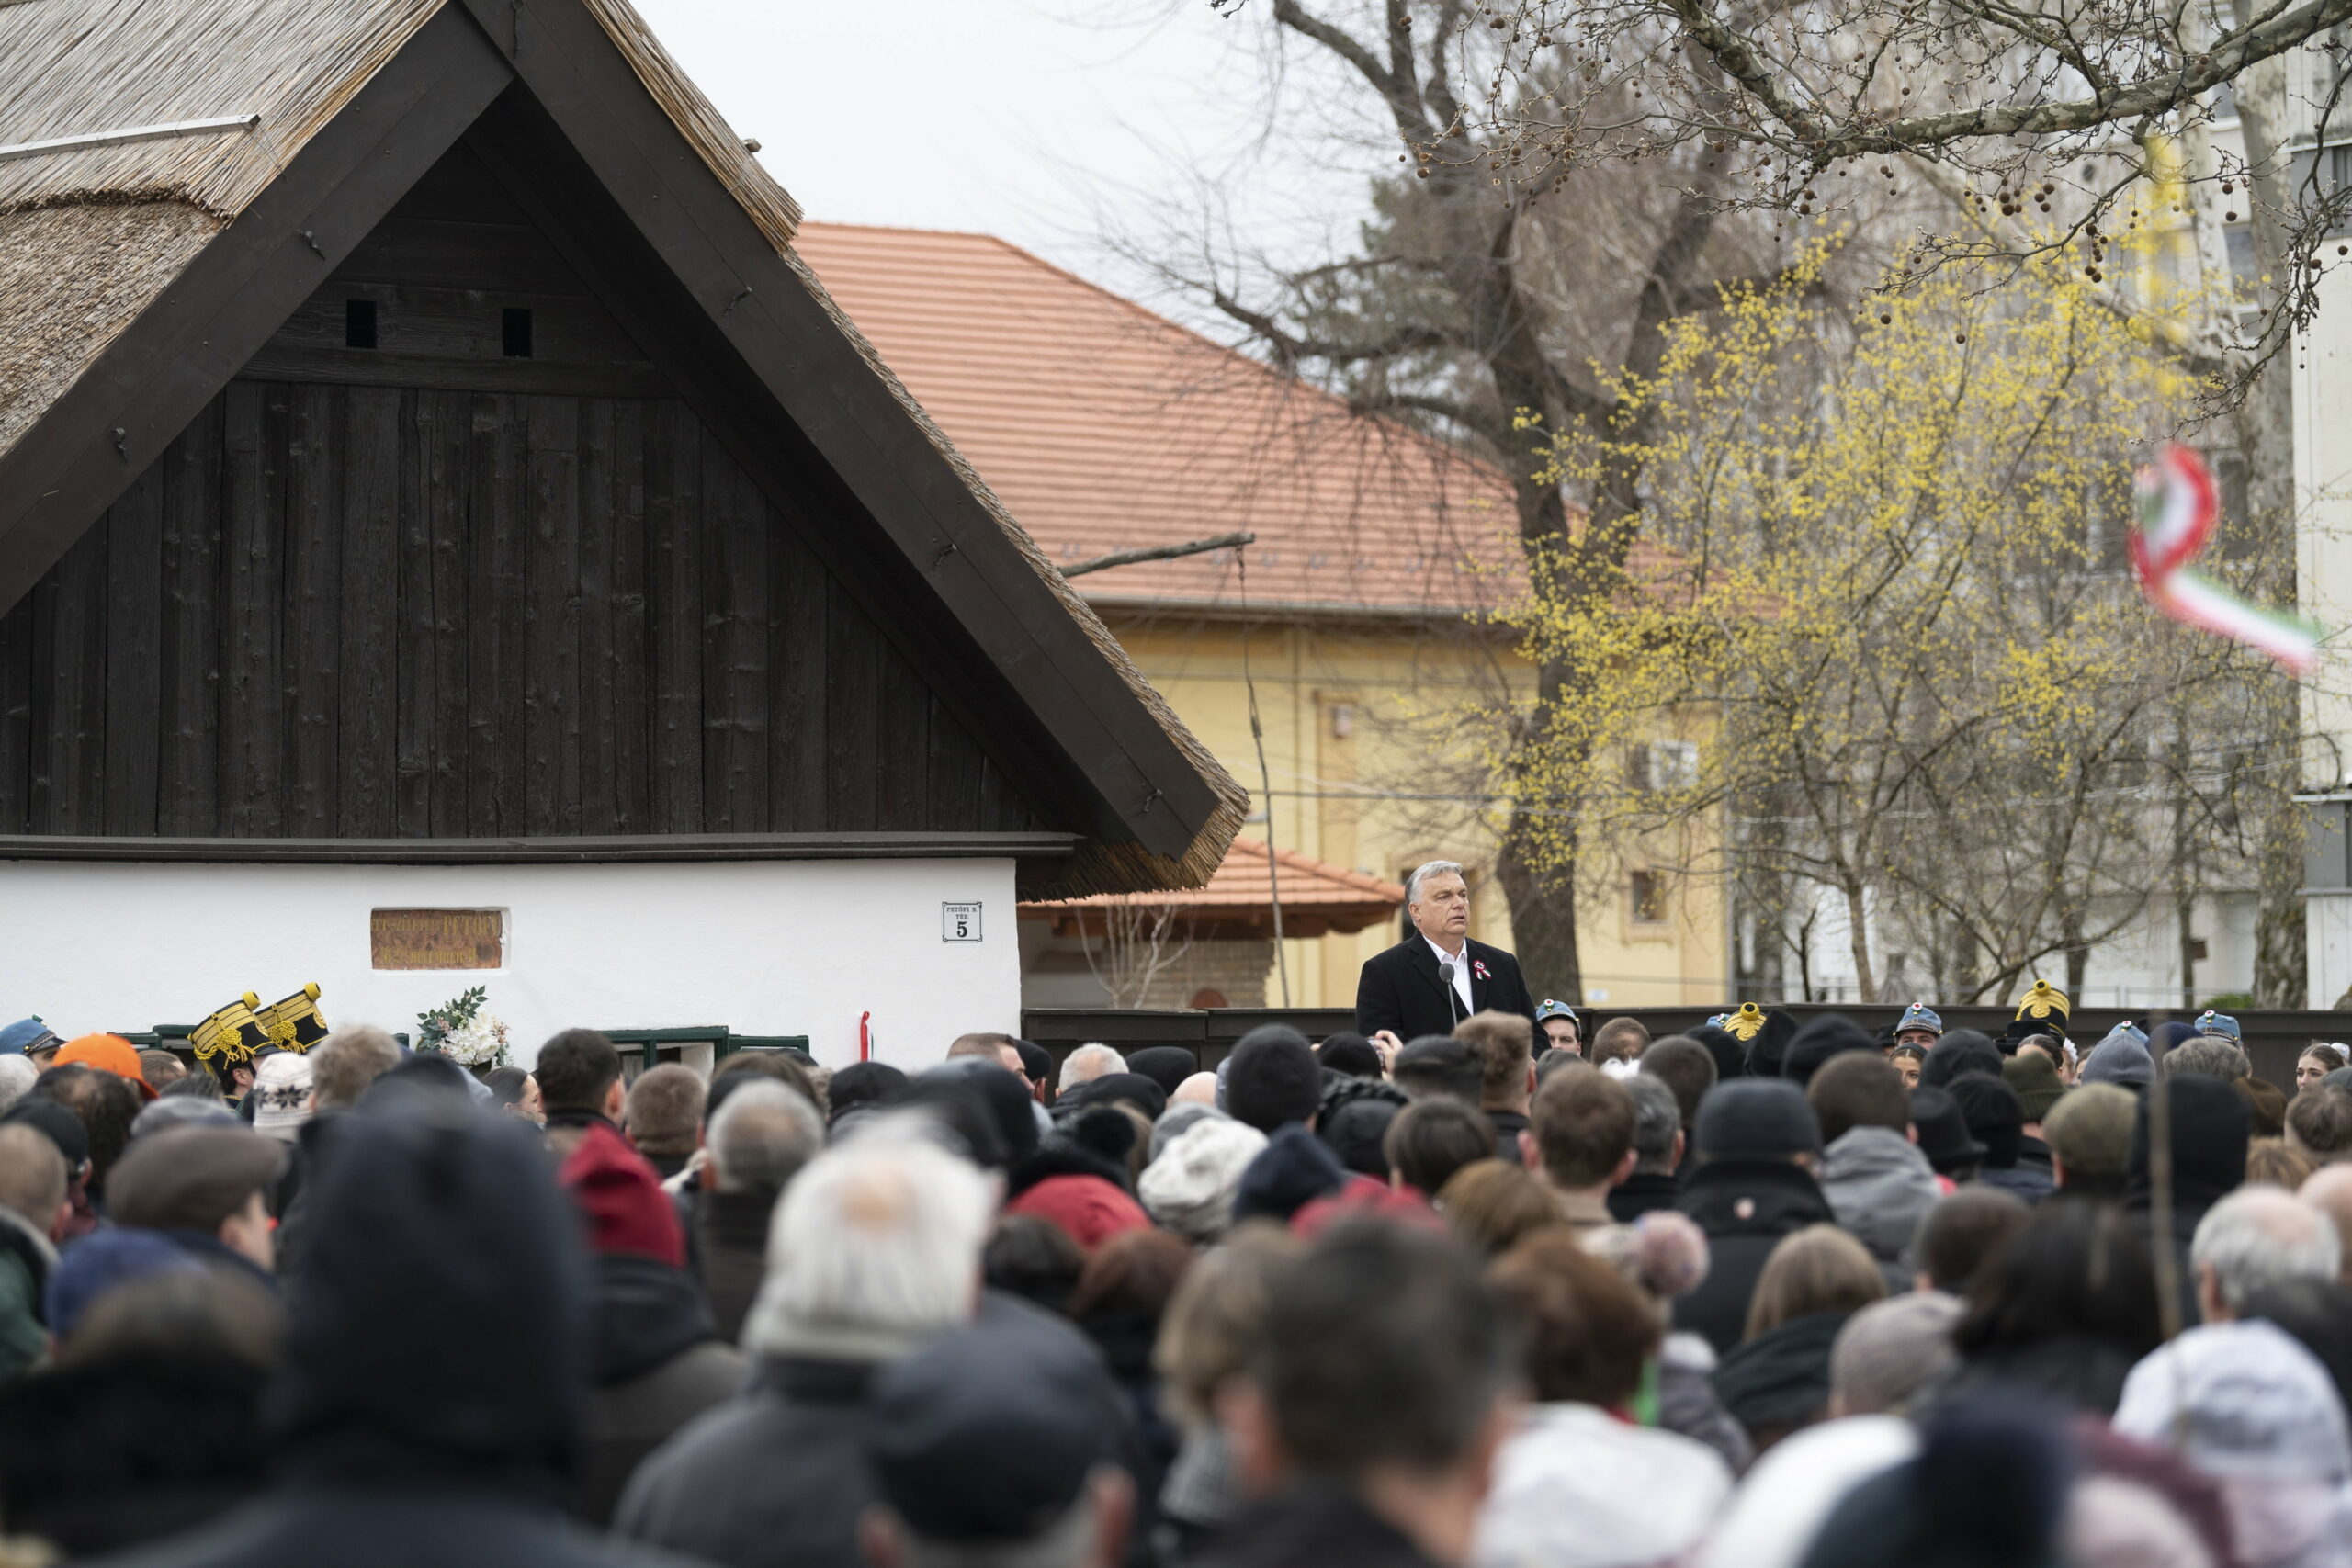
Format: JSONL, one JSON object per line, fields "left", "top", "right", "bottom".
{"left": 1629, "top": 871, "right": 1669, "bottom": 925}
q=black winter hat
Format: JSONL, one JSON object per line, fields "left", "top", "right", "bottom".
{"left": 1392, "top": 1035, "right": 1482, "bottom": 1104}
{"left": 1226, "top": 1026, "right": 1322, "bottom": 1132}
{"left": 265, "top": 1096, "right": 587, "bottom": 1486}
{"left": 1943, "top": 1072, "right": 2024, "bottom": 1170}
{"left": 1057, "top": 1071, "right": 1168, "bottom": 1122}
{"left": 867, "top": 1314, "right": 1117, "bottom": 1542}
{"left": 1689, "top": 1025, "right": 1748, "bottom": 1084}
{"left": 1316, "top": 1033, "right": 1384, "bottom": 1080}
{"left": 1920, "top": 1030, "right": 2004, "bottom": 1090}
{"left": 827, "top": 1061, "right": 910, "bottom": 1121}
{"left": 1694, "top": 1078, "right": 1821, "bottom": 1158}
{"left": 1318, "top": 1097, "right": 1400, "bottom": 1179}
{"left": 1123, "top": 1047, "right": 1199, "bottom": 1099}
{"left": 1233, "top": 1124, "right": 1348, "bottom": 1223}
{"left": 0, "top": 1099, "right": 88, "bottom": 1171}
{"left": 1745, "top": 1008, "right": 1802, "bottom": 1078}
{"left": 1908, "top": 1086, "right": 1988, "bottom": 1175}
{"left": 1781, "top": 1014, "right": 1878, "bottom": 1089}
{"left": 1014, "top": 1040, "right": 1053, "bottom": 1089}
{"left": 2127, "top": 1074, "right": 2250, "bottom": 1209}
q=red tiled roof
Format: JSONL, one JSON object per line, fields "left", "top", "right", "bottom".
{"left": 1019, "top": 836, "right": 1405, "bottom": 939}
{"left": 793, "top": 221, "right": 1523, "bottom": 615}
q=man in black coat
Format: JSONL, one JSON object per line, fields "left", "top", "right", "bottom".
{"left": 1673, "top": 1079, "right": 1836, "bottom": 1355}
{"left": 1355, "top": 861, "right": 1540, "bottom": 1045}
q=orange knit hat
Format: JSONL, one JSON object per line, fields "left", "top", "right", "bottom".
{"left": 55, "top": 1033, "right": 158, "bottom": 1100}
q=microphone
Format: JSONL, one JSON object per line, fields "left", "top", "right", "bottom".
{"left": 1439, "top": 958, "right": 1461, "bottom": 1025}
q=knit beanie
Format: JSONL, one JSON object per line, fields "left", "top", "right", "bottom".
{"left": 557, "top": 1122, "right": 685, "bottom": 1267}
{"left": 1782, "top": 1015, "right": 1878, "bottom": 1089}
{"left": 250, "top": 1050, "right": 316, "bottom": 1143}
{"left": 1694, "top": 1078, "right": 1821, "bottom": 1159}
{"left": 1232, "top": 1124, "right": 1347, "bottom": 1224}
{"left": 2001, "top": 1052, "right": 2067, "bottom": 1123}
{"left": 1830, "top": 1292, "right": 1963, "bottom": 1416}
{"left": 1138, "top": 1115, "right": 1266, "bottom": 1242}
{"left": 1006, "top": 1174, "right": 1152, "bottom": 1253}
{"left": 2082, "top": 1032, "right": 2154, "bottom": 1089}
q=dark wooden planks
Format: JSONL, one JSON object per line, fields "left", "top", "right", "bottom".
{"left": 646, "top": 399, "right": 701, "bottom": 832}
{"left": 467, "top": 391, "right": 526, "bottom": 835}
{"left": 339, "top": 386, "right": 401, "bottom": 836}
{"left": 220, "top": 382, "right": 284, "bottom": 835}
{"left": 0, "top": 596, "right": 30, "bottom": 832}
{"left": 3, "top": 365, "right": 1052, "bottom": 848}
{"left": 157, "top": 396, "right": 221, "bottom": 835}
{"left": 103, "top": 465, "right": 164, "bottom": 834}
{"left": 701, "top": 437, "right": 767, "bottom": 830}
{"left": 284, "top": 382, "right": 342, "bottom": 836}
{"left": 422, "top": 389, "right": 470, "bottom": 835}
{"left": 524, "top": 394, "right": 581, "bottom": 834}
{"left": 767, "top": 493, "right": 826, "bottom": 831}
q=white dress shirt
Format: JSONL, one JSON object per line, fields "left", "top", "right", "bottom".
{"left": 1425, "top": 935, "right": 1474, "bottom": 1020}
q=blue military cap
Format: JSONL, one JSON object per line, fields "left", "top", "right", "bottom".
{"left": 2194, "top": 1010, "right": 2242, "bottom": 1043}
{"left": 1895, "top": 1002, "right": 1943, "bottom": 1037}
{"left": 1535, "top": 999, "right": 1578, "bottom": 1026}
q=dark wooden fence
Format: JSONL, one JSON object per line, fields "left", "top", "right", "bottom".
{"left": 1023, "top": 1003, "right": 2352, "bottom": 1089}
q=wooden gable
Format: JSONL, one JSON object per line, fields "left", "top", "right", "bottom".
{"left": 0, "top": 1, "right": 1249, "bottom": 894}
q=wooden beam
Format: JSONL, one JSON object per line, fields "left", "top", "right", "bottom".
{"left": 0, "top": 829, "right": 1080, "bottom": 864}
{"left": 0, "top": 6, "right": 514, "bottom": 614}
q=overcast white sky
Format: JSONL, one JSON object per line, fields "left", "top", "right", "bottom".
{"left": 630, "top": 0, "right": 1380, "bottom": 331}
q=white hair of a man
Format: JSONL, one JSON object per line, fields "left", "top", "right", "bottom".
{"left": 707, "top": 1079, "right": 825, "bottom": 1195}
{"left": 2192, "top": 1184, "right": 2343, "bottom": 1312}
{"left": 1058, "top": 1043, "right": 1126, "bottom": 1092}
{"left": 1406, "top": 859, "right": 1466, "bottom": 907}
{"left": 741, "top": 1129, "right": 995, "bottom": 1360}
{"left": 0, "top": 1055, "right": 37, "bottom": 1113}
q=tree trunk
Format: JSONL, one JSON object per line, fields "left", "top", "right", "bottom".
{"left": 2226, "top": 40, "right": 2312, "bottom": 1009}
{"left": 1842, "top": 879, "right": 1878, "bottom": 1004}
{"left": 1495, "top": 809, "right": 1583, "bottom": 1003}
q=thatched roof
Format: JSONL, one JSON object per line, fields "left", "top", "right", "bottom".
{"left": 0, "top": 0, "right": 1244, "bottom": 896}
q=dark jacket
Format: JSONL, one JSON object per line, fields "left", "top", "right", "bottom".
{"left": 1353, "top": 936, "right": 1538, "bottom": 1043}
{"left": 1673, "top": 1157, "right": 1836, "bottom": 1355}
{"left": 1976, "top": 1164, "right": 2056, "bottom": 1205}
{"left": 578, "top": 1253, "right": 744, "bottom": 1527}
{"left": 88, "top": 1488, "right": 707, "bottom": 1568}
{"left": 1939, "top": 1333, "right": 2143, "bottom": 1417}
{"left": 1712, "top": 1309, "right": 1850, "bottom": 1443}
{"left": 1486, "top": 1108, "right": 1532, "bottom": 1166}
{"left": 0, "top": 1203, "right": 54, "bottom": 1381}
{"left": 613, "top": 1355, "right": 882, "bottom": 1568}
{"left": 87, "top": 1102, "right": 704, "bottom": 1568}
{"left": 1607, "top": 1168, "right": 1683, "bottom": 1223}
{"left": 2122, "top": 1076, "right": 2251, "bottom": 1331}
{"left": 1193, "top": 1478, "right": 1445, "bottom": 1568}
{"left": 0, "top": 1354, "right": 269, "bottom": 1556}
{"left": 691, "top": 1187, "right": 775, "bottom": 1344}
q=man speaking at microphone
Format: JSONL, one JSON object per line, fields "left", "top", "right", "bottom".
{"left": 1356, "top": 859, "right": 1540, "bottom": 1047}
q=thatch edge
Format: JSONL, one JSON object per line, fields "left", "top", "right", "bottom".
{"left": 779, "top": 243, "right": 1249, "bottom": 898}
{"left": 575, "top": 0, "right": 802, "bottom": 250}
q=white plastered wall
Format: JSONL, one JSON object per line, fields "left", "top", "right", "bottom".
{"left": 0, "top": 857, "right": 1019, "bottom": 1069}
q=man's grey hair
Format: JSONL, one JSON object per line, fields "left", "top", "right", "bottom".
{"left": 309, "top": 1026, "right": 402, "bottom": 1111}
{"left": 1626, "top": 1074, "right": 1681, "bottom": 1174}
{"left": 2165, "top": 1039, "right": 2251, "bottom": 1084}
{"left": 707, "top": 1080, "right": 825, "bottom": 1195}
{"left": 0, "top": 1055, "right": 37, "bottom": 1112}
{"left": 1406, "top": 860, "right": 1466, "bottom": 907}
{"left": 885, "top": 1481, "right": 1108, "bottom": 1568}
{"left": 741, "top": 1129, "right": 995, "bottom": 1360}
{"left": 1058, "top": 1043, "right": 1125, "bottom": 1092}
{"left": 2192, "top": 1184, "right": 2342, "bottom": 1311}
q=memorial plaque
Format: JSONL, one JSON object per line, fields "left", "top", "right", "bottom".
{"left": 371, "top": 908, "right": 504, "bottom": 970}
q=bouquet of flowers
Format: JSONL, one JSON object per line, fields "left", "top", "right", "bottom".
{"left": 417, "top": 985, "right": 511, "bottom": 1068}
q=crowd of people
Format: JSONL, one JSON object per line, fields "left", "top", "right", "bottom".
{"left": 0, "top": 992, "right": 2350, "bottom": 1568}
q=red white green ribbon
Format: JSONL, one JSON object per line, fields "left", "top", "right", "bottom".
{"left": 2131, "top": 444, "right": 2322, "bottom": 677}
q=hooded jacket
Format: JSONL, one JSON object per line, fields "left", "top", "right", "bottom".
{"left": 2123, "top": 1076, "right": 2252, "bottom": 1329}
{"left": 1673, "top": 1157, "right": 1837, "bottom": 1355}
{"left": 87, "top": 1097, "right": 704, "bottom": 1568}
{"left": 1817, "top": 1126, "right": 1939, "bottom": 1286}
{"left": 561, "top": 1124, "right": 746, "bottom": 1525}
{"left": 0, "top": 1201, "right": 55, "bottom": 1381}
